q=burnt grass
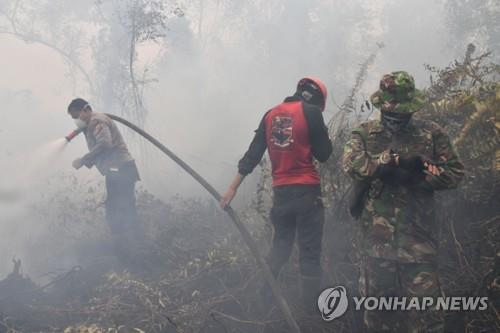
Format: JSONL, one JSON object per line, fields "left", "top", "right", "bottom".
{"left": 0, "top": 173, "right": 497, "bottom": 333}
{"left": 0, "top": 178, "right": 339, "bottom": 333}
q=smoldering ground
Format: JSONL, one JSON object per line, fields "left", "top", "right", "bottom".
{"left": 0, "top": 0, "right": 499, "bottom": 332}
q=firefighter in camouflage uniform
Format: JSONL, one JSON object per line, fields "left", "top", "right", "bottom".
{"left": 342, "top": 71, "right": 465, "bottom": 332}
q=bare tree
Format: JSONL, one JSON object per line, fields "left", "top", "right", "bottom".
{"left": 0, "top": 0, "right": 95, "bottom": 95}
{"left": 110, "top": 0, "right": 183, "bottom": 125}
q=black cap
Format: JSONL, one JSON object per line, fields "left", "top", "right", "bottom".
{"left": 67, "top": 98, "right": 89, "bottom": 112}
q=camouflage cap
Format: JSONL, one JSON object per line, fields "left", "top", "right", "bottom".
{"left": 370, "top": 71, "right": 425, "bottom": 114}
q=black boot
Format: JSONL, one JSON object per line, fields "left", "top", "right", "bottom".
{"left": 257, "top": 263, "right": 283, "bottom": 316}
{"left": 300, "top": 275, "right": 321, "bottom": 316}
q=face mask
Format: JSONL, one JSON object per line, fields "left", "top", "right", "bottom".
{"left": 381, "top": 112, "right": 411, "bottom": 133}
{"left": 74, "top": 118, "right": 88, "bottom": 129}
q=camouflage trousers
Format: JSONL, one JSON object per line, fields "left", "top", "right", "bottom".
{"left": 359, "top": 256, "right": 444, "bottom": 333}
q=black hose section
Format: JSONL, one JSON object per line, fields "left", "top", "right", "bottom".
{"left": 105, "top": 113, "right": 301, "bottom": 333}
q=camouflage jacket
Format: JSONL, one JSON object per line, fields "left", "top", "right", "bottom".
{"left": 342, "top": 118, "right": 464, "bottom": 263}
{"left": 81, "top": 113, "right": 134, "bottom": 176}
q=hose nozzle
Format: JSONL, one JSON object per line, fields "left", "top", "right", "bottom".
{"left": 65, "top": 128, "right": 84, "bottom": 142}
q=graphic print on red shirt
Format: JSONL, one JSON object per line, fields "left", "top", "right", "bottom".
{"left": 271, "top": 116, "right": 294, "bottom": 149}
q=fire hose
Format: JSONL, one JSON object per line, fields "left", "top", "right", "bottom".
{"left": 67, "top": 114, "right": 301, "bottom": 333}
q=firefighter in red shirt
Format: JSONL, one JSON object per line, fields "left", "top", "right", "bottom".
{"left": 220, "top": 77, "right": 332, "bottom": 313}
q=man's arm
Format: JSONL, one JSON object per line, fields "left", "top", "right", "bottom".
{"left": 395, "top": 123, "right": 465, "bottom": 190}
{"left": 237, "top": 115, "right": 268, "bottom": 176}
{"left": 220, "top": 173, "right": 245, "bottom": 209}
{"left": 220, "top": 115, "right": 268, "bottom": 208}
{"left": 81, "top": 121, "right": 113, "bottom": 168}
{"left": 342, "top": 130, "right": 379, "bottom": 181}
{"left": 424, "top": 126, "right": 465, "bottom": 190}
{"left": 303, "top": 104, "right": 332, "bottom": 162}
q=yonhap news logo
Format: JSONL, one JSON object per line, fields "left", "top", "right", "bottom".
{"left": 317, "top": 286, "right": 349, "bottom": 321}
{"left": 317, "top": 286, "right": 489, "bottom": 322}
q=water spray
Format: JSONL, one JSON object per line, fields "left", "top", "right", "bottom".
{"left": 65, "top": 113, "right": 301, "bottom": 333}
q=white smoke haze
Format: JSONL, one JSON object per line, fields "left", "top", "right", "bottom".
{"left": 0, "top": 0, "right": 497, "bottom": 279}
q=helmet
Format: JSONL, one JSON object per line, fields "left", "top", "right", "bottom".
{"left": 370, "top": 71, "right": 425, "bottom": 114}
{"left": 297, "top": 77, "right": 328, "bottom": 111}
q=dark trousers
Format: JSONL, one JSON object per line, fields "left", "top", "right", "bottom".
{"left": 268, "top": 184, "right": 324, "bottom": 279}
{"left": 105, "top": 161, "right": 143, "bottom": 266}
{"left": 105, "top": 163, "right": 139, "bottom": 233}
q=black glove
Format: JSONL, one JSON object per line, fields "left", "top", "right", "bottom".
{"left": 377, "top": 163, "right": 398, "bottom": 179}
{"left": 376, "top": 150, "right": 419, "bottom": 186}
{"left": 375, "top": 150, "right": 398, "bottom": 182}
{"left": 378, "top": 164, "right": 414, "bottom": 186}
{"left": 398, "top": 155, "right": 425, "bottom": 172}
{"left": 398, "top": 155, "right": 431, "bottom": 186}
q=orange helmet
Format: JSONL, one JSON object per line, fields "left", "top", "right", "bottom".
{"left": 297, "top": 77, "right": 328, "bottom": 111}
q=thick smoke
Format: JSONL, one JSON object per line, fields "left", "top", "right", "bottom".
{"left": 0, "top": 0, "right": 497, "bottom": 279}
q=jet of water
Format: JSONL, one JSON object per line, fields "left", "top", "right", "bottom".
{"left": 0, "top": 138, "right": 69, "bottom": 205}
